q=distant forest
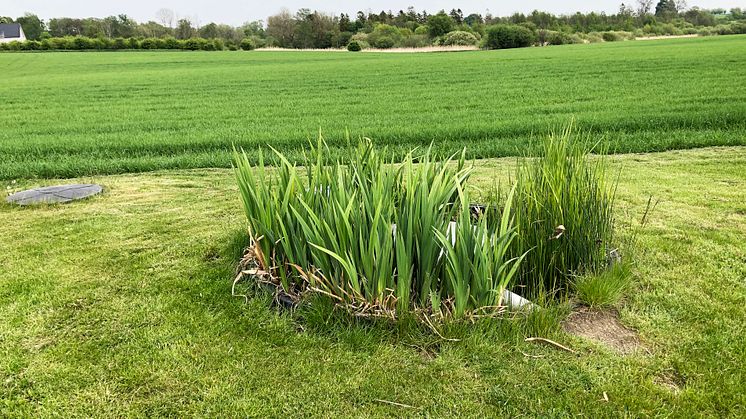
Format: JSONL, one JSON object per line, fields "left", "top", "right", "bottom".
{"left": 2, "top": 1, "right": 746, "bottom": 51}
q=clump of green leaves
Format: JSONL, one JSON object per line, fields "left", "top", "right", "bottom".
{"left": 573, "top": 263, "right": 632, "bottom": 308}
{"left": 233, "top": 136, "right": 524, "bottom": 319}
{"left": 510, "top": 125, "right": 616, "bottom": 296}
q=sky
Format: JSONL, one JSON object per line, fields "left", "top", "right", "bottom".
{"left": 3, "top": 1, "right": 743, "bottom": 27}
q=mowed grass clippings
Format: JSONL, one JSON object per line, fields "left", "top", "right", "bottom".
{"left": 1, "top": 35, "right": 746, "bottom": 179}
{"left": 1, "top": 147, "right": 745, "bottom": 417}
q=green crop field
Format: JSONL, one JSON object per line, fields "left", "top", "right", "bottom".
{"left": 1, "top": 35, "right": 745, "bottom": 179}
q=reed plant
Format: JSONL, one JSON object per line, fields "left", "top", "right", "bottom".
{"left": 510, "top": 125, "right": 616, "bottom": 296}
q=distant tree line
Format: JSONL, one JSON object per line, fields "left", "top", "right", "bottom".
{"left": 1, "top": 2, "right": 745, "bottom": 52}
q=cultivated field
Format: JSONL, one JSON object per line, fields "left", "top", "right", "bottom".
{"left": 1, "top": 35, "right": 745, "bottom": 179}
{"left": 2, "top": 35, "right": 746, "bottom": 417}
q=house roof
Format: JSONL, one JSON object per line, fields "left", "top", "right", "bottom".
{"left": 0, "top": 23, "right": 22, "bottom": 39}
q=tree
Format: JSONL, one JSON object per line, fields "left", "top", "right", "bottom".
{"left": 266, "top": 8, "right": 295, "bottom": 48}
{"left": 102, "top": 15, "right": 136, "bottom": 38}
{"left": 155, "top": 8, "right": 174, "bottom": 28}
{"left": 619, "top": 3, "right": 635, "bottom": 16}
{"left": 449, "top": 9, "right": 464, "bottom": 24}
{"left": 655, "top": 0, "right": 678, "bottom": 17}
{"left": 368, "top": 23, "right": 403, "bottom": 48}
{"left": 683, "top": 8, "right": 715, "bottom": 26}
{"left": 636, "top": 0, "right": 655, "bottom": 16}
{"left": 339, "top": 13, "right": 351, "bottom": 32}
{"left": 16, "top": 13, "right": 45, "bottom": 40}
{"left": 175, "top": 18, "right": 195, "bottom": 39}
{"left": 137, "top": 21, "right": 171, "bottom": 38}
{"left": 292, "top": 10, "right": 338, "bottom": 49}
{"left": 215, "top": 24, "right": 242, "bottom": 44}
{"left": 240, "top": 38, "right": 256, "bottom": 50}
{"left": 530, "top": 10, "right": 555, "bottom": 29}
{"left": 427, "top": 11, "right": 455, "bottom": 37}
{"left": 81, "top": 18, "right": 104, "bottom": 38}
{"left": 241, "top": 20, "right": 265, "bottom": 38}
{"left": 199, "top": 22, "right": 219, "bottom": 39}
{"left": 485, "top": 25, "right": 535, "bottom": 49}
{"left": 464, "top": 13, "right": 484, "bottom": 26}
{"left": 0, "top": 16, "right": 13, "bottom": 24}
{"left": 48, "top": 18, "right": 84, "bottom": 36}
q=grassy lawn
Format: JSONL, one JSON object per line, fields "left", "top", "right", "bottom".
{"left": 1, "top": 35, "right": 746, "bottom": 179}
{"left": 1, "top": 147, "right": 744, "bottom": 417}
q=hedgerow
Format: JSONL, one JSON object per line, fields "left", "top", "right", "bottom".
{"left": 0, "top": 36, "right": 231, "bottom": 51}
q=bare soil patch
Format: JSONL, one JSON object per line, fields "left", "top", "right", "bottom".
{"left": 654, "top": 371, "right": 685, "bottom": 394}
{"left": 636, "top": 34, "right": 699, "bottom": 41}
{"left": 563, "top": 308, "right": 643, "bottom": 354}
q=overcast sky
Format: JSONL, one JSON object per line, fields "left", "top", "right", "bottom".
{"left": 3, "top": 1, "right": 743, "bottom": 26}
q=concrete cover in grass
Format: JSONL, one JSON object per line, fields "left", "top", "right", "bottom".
{"left": 6, "top": 184, "right": 102, "bottom": 205}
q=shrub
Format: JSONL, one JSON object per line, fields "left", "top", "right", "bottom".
{"left": 602, "top": 31, "right": 634, "bottom": 41}
{"left": 545, "top": 31, "right": 563, "bottom": 45}
{"left": 442, "top": 31, "right": 478, "bottom": 46}
{"left": 233, "top": 138, "right": 524, "bottom": 319}
{"left": 94, "top": 38, "right": 111, "bottom": 49}
{"left": 368, "top": 24, "right": 402, "bottom": 48}
{"left": 731, "top": 22, "right": 746, "bottom": 34}
{"left": 113, "top": 38, "right": 127, "bottom": 49}
{"left": 58, "top": 37, "right": 76, "bottom": 50}
{"left": 398, "top": 28, "right": 413, "bottom": 37}
{"left": 350, "top": 32, "right": 368, "bottom": 43}
{"left": 126, "top": 38, "right": 140, "bottom": 49}
{"left": 485, "top": 25, "right": 536, "bottom": 49}
{"left": 201, "top": 40, "right": 216, "bottom": 51}
{"left": 163, "top": 37, "right": 181, "bottom": 49}
{"left": 414, "top": 25, "right": 429, "bottom": 36}
{"left": 183, "top": 38, "right": 201, "bottom": 51}
{"left": 213, "top": 39, "right": 224, "bottom": 51}
{"left": 240, "top": 38, "right": 256, "bottom": 50}
{"left": 140, "top": 38, "right": 158, "bottom": 49}
{"left": 509, "top": 126, "right": 616, "bottom": 296}
{"left": 19, "top": 40, "right": 42, "bottom": 51}
{"left": 73, "top": 36, "right": 94, "bottom": 50}
{"left": 698, "top": 27, "right": 715, "bottom": 36}
{"left": 568, "top": 34, "right": 585, "bottom": 44}
{"left": 714, "top": 24, "right": 734, "bottom": 35}
{"left": 372, "top": 36, "right": 395, "bottom": 49}
{"left": 602, "top": 31, "right": 621, "bottom": 42}
{"left": 346, "top": 40, "right": 362, "bottom": 51}
{"left": 400, "top": 34, "right": 430, "bottom": 48}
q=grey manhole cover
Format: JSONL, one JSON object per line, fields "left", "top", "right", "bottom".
{"left": 6, "top": 184, "right": 103, "bottom": 205}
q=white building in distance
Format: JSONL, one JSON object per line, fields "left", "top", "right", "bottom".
{"left": 0, "top": 24, "right": 26, "bottom": 43}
